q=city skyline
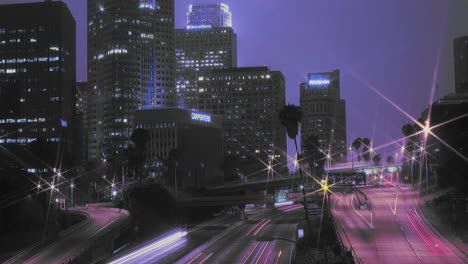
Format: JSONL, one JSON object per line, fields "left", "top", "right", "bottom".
{"left": 2, "top": 0, "right": 468, "bottom": 155}
{"left": 2, "top": 2, "right": 468, "bottom": 264}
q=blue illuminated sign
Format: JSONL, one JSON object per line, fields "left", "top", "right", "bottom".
{"left": 186, "top": 24, "right": 213, "bottom": 30}
{"left": 308, "top": 79, "right": 330, "bottom": 86}
{"left": 191, "top": 112, "right": 211, "bottom": 123}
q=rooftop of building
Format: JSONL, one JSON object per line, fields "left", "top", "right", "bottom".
{"left": 0, "top": 1, "right": 74, "bottom": 21}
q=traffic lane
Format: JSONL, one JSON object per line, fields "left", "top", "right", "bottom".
{"left": 363, "top": 187, "right": 464, "bottom": 264}
{"left": 332, "top": 193, "right": 378, "bottom": 263}
{"left": 176, "top": 205, "right": 302, "bottom": 264}
{"left": 395, "top": 187, "right": 465, "bottom": 264}
{"left": 108, "top": 207, "right": 270, "bottom": 264}
{"left": 221, "top": 207, "right": 299, "bottom": 264}
{"left": 23, "top": 209, "right": 127, "bottom": 264}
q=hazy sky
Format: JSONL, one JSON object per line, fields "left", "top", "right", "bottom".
{"left": 2, "top": 0, "right": 468, "bottom": 157}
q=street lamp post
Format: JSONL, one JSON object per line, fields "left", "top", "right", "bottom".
{"left": 70, "top": 181, "right": 74, "bottom": 206}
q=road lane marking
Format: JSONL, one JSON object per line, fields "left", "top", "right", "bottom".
{"left": 407, "top": 212, "right": 441, "bottom": 255}
{"left": 263, "top": 249, "right": 272, "bottom": 264}
{"left": 411, "top": 211, "right": 451, "bottom": 256}
{"left": 198, "top": 253, "right": 213, "bottom": 264}
{"left": 242, "top": 241, "right": 261, "bottom": 264}
{"left": 255, "top": 242, "right": 270, "bottom": 264}
{"left": 247, "top": 219, "right": 266, "bottom": 236}
{"left": 253, "top": 219, "right": 271, "bottom": 236}
{"left": 275, "top": 250, "right": 282, "bottom": 264}
{"left": 186, "top": 252, "right": 203, "bottom": 264}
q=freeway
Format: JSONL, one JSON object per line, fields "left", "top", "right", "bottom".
{"left": 332, "top": 183, "right": 468, "bottom": 264}
{"left": 107, "top": 203, "right": 303, "bottom": 264}
{"left": 175, "top": 203, "right": 302, "bottom": 264}
{"left": 7, "top": 205, "right": 129, "bottom": 264}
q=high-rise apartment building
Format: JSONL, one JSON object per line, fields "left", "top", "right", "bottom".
{"left": 300, "top": 70, "right": 347, "bottom": 162}
{"left": 0, "top": 1, "right": 77, "bottom": 161}
{"left": 187, "top": 3, "right": 233, "bottom": 28}
{"left": 176, "top": 3, "right": 237, "bottom": 109}
{"left": 195, "top": 67, "right": 286, "bottom": 177}
{"left": 88, "top": 0, "right": 175, "bottom": 159}
{"left": 454, "top": 36, "right": 468, "bottom": 95}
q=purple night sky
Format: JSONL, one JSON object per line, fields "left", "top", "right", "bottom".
{"left": 3, "top": 0, "right": 468, "bottom": 157}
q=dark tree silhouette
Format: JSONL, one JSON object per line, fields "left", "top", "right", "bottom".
{"left": 279, "top": 104, "right": 308, "bottom": 219}
{"left": 386, "top": 155, "right": 395, "bottom": 165}
{"left": 361, "top": 138, "right": 372, "bottom": 161}
{"left": 130, "top": 128, "right": 150, "bottom": 183}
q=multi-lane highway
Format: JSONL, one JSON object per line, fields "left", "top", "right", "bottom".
{"left": 332, "top": 183, "right": 468, "bottom": 264}
{"left": 107, "top": 203, "right": 303, "bottom": 264}
{"left": 175, "top": 204, "right": 301, "bottom": 264}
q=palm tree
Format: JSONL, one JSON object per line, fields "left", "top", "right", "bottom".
{"left": 386, "top": 155, "right": 395, "bottom": 165}
{"left": 362, "top": 138, "right": 372, "bottom": 161}
{"left": 373, "top": 153, "right": 382, "bottom": 165}
{"left": 352, "top": 137, "right": 363, "bottom": 164}
{"left": 279, "top": 104, "right": 308, "bottom": 219}
{"left": 130, "top": 128, "right": 150, "bottom": 183}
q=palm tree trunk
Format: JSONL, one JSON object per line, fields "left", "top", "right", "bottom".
{"left": 294, "top": 138, "right": 309, "bottom": 219}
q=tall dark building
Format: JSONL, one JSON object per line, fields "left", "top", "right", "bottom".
{"left": 195, "top": 67, "right": 287, "bottom": 178}
{"left": 300, "top": 70, "right": 347, "bottom": 162}
{"left": 88, "top": 0, "right": 175, "bottom": 159}
{"left": 76, "top": 81, "right": 89, "bottom": 162}
{"left": 187, "top": 3, "right": 233, "bottom": 28}
{"left": 0, "top": 1, "right": 76, "bottom": 161}
{"left": 176, "top": 3, "right": 237, "bottom": 109}
{"left": 454, "top": 36, "right": 468, "bottom": 95}
{"left": 135, "top": 108, "right": 223, "bottom": 189}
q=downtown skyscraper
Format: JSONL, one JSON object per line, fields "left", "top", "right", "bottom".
{"left": 0, "top": 1, "right": 77, "bottom": 162}
{"left": 454, "top": 36, "right": 468, "bottom": 95}
{"left": 176, "top": 3, "right": 237, "bottom": 109}
{"left": 88, "top": 0, "right": 175, "bottom": 160}
{"left": 195, "top": 67, "right": 287, "bottom": 178}
{"left": 187, "top": 3, "right": 233, "bottom": 28}
{"left": 300, "top": 70, "right": 347, "bottom": 162}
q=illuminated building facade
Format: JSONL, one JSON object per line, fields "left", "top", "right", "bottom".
{"left": 176, "top": 3, "right": 237, "bottom": 109}
{"left": 195, "top": 67, "right": 287, "bottom": 177}
{"left": 88, "top": 0, "right": 175, "bottom": 159}
{"left": 0, "top": 2, "right": 77, "bottom": 159}
{"left": 135, "top": 108, "right": 223, "bottom": 189}
{"left": 454, "top": 36, "right": 468, "bottom": 95}
{"left": 187, "top": 3, "right": 233, "bottom": 28}
{"left": 175, "top": 26, "right": 237, "bottom": 109}
{"left": 300, "top": 70, "right": 347, "bottom": 162}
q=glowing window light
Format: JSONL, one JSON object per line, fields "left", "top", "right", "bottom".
{"left": 140, "top": 33, "right": 154, "bottom": 39}
{"left": 107, "top": 48, "right": 128, "bottom": 55}
{"left": 308, "top": 79, "right": 330, "bottom": 86}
